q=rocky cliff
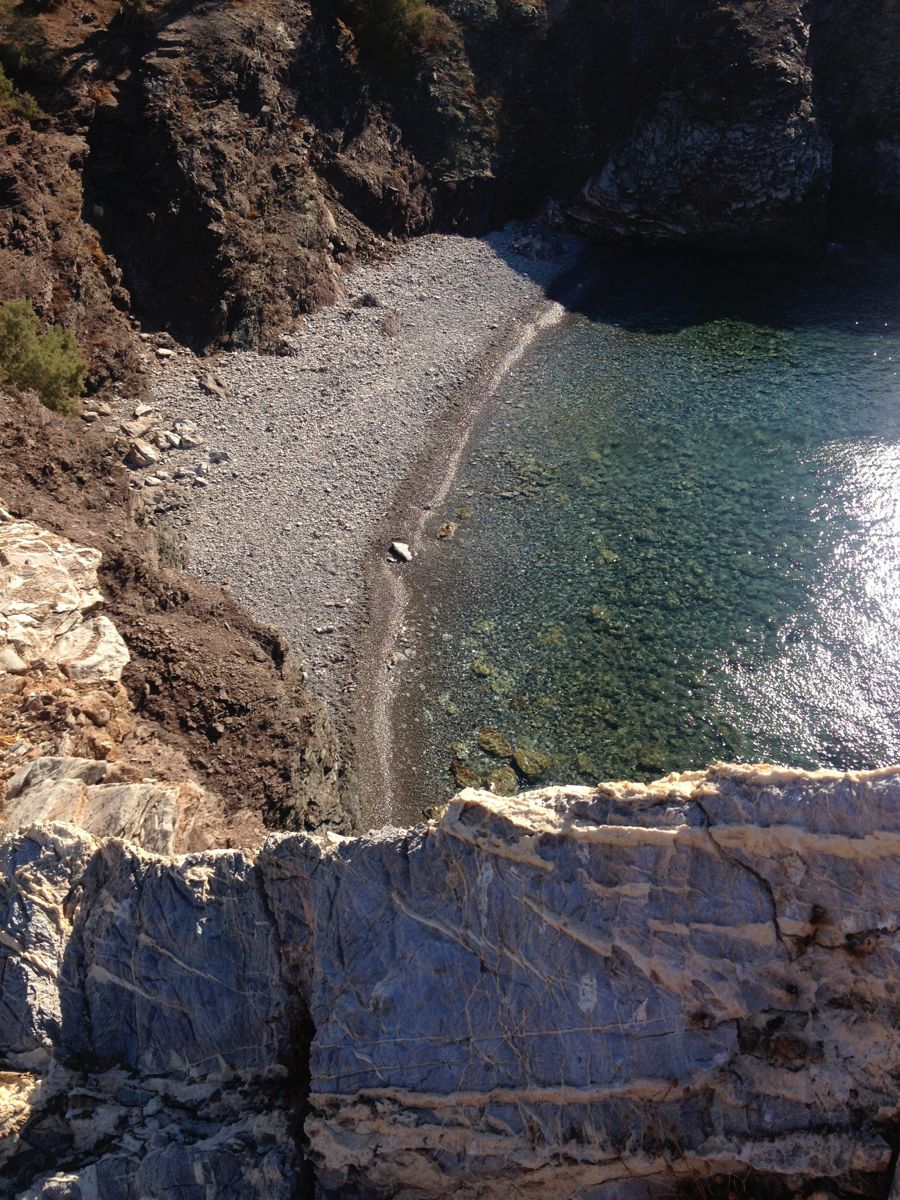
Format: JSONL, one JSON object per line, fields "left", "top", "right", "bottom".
{"left": 2, "top": 769, "right": 899, "bottom": 1198}
{"left": 0, "top": 398, "right": 350, "bottom": 834}
{"left": 1, "top": 0, "right": 898, "bottom": 371}
{"left": 2, "top": 519, "right": 899, "bottom": 1198}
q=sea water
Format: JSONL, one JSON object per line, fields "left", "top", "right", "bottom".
{"left": 390, "top": 247, "right": 900, "bottom": 819}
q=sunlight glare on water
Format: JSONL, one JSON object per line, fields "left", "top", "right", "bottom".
{"left": 389, "top": 248, "right": 900, "bottom": 820}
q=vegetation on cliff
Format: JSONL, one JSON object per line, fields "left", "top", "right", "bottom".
{"left": 338, "top": 0, "right": 453, "bottom": 65}
{"left": 0, "top": 63, "right": 40, "bottom": 117}
{"left": 0, "top": 299, "right": 85, "bottom": 413}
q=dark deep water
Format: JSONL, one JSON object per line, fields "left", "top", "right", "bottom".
{"left": 390, "top": 247, "right": 900, "bottom": 820}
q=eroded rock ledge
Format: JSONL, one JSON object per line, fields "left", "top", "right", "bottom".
{"left": 3, "top": 767, "right": 899, "bottom": 1198}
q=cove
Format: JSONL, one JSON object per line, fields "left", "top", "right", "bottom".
{"left": 387, "top": 246, "right": 900, "bottom": 822}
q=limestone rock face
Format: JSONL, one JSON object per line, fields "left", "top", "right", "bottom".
{"left": 0, "top": 823, "right": 301, "bottom": 1199}
{"left": 0, "top": 518, "right": 129, "bottom": 684}
{"left": 278, "top": 766, "right": 900, "bottom": 1197}
{"left": 2, "top": 766, "right": 899, "bottom": 1198}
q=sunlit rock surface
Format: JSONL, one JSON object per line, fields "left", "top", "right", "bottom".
{"left": 0, "top": 513, "right": 262, "bottom": 853}
{"left": 2, "top": 766, "right": 899, "bottom": 1197}
{"left": 0, "top": 517, "right": 129, "bottom": 684}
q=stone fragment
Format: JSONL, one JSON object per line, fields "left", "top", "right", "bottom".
{"left": 120, "top": 416, "right": 155, "bottom": 439}
{"left": 389, "top": 541, "right": 412, "bottom": 562}
{"left": 0, "top": 645, "right": 28, "bottom": 673}
{"left": 155, "top": 347, "right": 174, "bottom": 359}
{"left": 199, "top": 372, "right": 228, "bottom": 399}
{"left": 125, "top": 438, "right": 160, "bottom": 468}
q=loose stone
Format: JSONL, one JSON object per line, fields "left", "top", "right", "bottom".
{"left": 390, "top": 541, "right": 413, "bottom": 562}
{"left": 126, "top": 439, "right": 160, "bottom": 468}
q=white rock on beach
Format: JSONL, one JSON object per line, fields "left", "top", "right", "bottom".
{"left": 390, "top": 540, "right": 412, "bottom": 562}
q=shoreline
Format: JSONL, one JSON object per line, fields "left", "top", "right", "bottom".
{"left": 145, "top": 225, "right": 588, "bottom": 829}
{"left": 356, "top": 297, "right": 577, "bottom": 827}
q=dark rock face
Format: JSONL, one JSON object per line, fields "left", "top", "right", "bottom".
{"left": 1, "top": 0, "right": 898, "bottom": 362}
{"left": 807, "top": 0, "right": 900, "bottom": 222}
{"left": 576, "top": 6, "right": 832, "bottom": 254}
{"left": 3, "top": 765, "right": 900, "bottom": 1198}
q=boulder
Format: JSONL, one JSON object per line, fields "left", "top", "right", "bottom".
{"left": 125, "top": 438, "right": 161, "bottom": 469}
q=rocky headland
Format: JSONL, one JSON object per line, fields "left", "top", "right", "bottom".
{"left": 1, "top": 0, "right": 899, "bottom": 380}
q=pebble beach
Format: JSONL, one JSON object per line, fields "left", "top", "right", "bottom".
{"left": 143, "top": 227, "right": 583, "bottom": 751}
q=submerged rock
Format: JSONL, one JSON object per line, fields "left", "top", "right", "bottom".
{"left": 486, "top": 765, "right": 518, "bottom": 795}
{"left": 477, "top": 726, "right": 513, "bottom": 758}
{"left": 450, "top": 759, "right": 481, "bottom": 789}
{"left": 513, "top": 746, "right": 551, "bottom": 779}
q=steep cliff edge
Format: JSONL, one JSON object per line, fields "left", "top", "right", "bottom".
{"left": 0, "top": 396, "right": 349, "bottom": 834}
{"left": 1, "top": 0, "right": 897, "bottom": 365}
{"left": 2, "top": 768, "right": 899, "bottom": 1198}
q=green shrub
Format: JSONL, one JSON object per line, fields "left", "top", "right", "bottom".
{"left": 340, "top": 0, "right": 451, "bottom": 66}
{"left": 0, "top": 62, "right": 41, "bottom": 117}
{"left": 0, "top": 300, "right": 86, "bottom": 414}
{"left": 0, "top": 1, "right": 56, "bottom": 93}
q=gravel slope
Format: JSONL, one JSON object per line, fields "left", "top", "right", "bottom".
{"left": 148, "top": 227, "right": 581, "bottom": 741}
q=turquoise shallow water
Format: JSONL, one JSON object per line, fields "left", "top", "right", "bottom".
{"left": 390, "top": 248, "right": 900, "bottom": 819}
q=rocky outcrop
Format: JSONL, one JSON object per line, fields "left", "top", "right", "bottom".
{"left": 2, "top": 0, "right": 898, "bottom": 364}
{"left": 2, "top": 765, "right": 899, "bottom": 1197}
{"left": 808, "top": 0, "right": 900, "bottom": 222}
{"left": 0, "top": 510, "right": 251, "bottom": 852}
{"left": 0, "top": 395, "right": 351, "bottom": 834}
{"left": 0, "top": 824, "right": 302, "bottom": 1199}
{"left": 577, "top": 6, "right": 832, "bottom": 254}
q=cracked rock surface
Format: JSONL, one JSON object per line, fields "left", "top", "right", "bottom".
{"left": 0, "top": 513, "right": 264, "bottom": 853}
{"left": 2, "top": 765, "right": 899, "bottom": 1197}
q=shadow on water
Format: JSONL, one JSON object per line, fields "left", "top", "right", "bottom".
{"left": 494, "top": 234, "right": 900, "bottom": 338}
{"left": 389, "top": 239, "right": 900, "bottom": 820}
